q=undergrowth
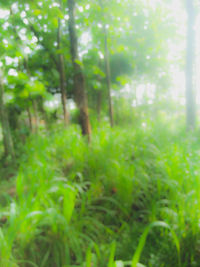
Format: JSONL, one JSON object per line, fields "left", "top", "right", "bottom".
{"left": 0, "top": 122, "right": 200, "bottom": 266}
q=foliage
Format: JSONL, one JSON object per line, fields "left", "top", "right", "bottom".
{"left": 0, "top": 122, "right": 200, "bottom": 266}
{"left": 0, "top": 0, "right": 198, "bottom": 266}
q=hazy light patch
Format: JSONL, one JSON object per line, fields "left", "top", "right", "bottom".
{"left": 19, "top": 28, "right": 27, "bottom": 41}
{"left": 85, "top": 4, "right": 90, "bottom": 10}
{"left": 30, "top": 77, "right": 36, "bottom": 82}
{"left": 122, "top": 84, "right": 131, "bottom": 94}
{"left": 79, "top": 32, "right": 92, "bottom": 58}
{"left": 195, "top": 14, "right": 200, "bottom": 106}
{"left": 131, "top": 83, "right": 156, "bottom": 105}
{"left": 8, "top": 68, "right": 18, "bottom": 76}
{"left": 132, "top": 100, "right": 137, "bottom": 107}
{"left": 68, "top": 99, "right": 76, "bottom": 110}
{"left": 23, "top": 18, "right": 28, "bottom": 25}
{"left": 2, "top": 22, "right": 9, "bottom": 30}
{"left": 11, "top": 3, "right": 18, "bottom": 13}
{"left": 80, "top": 32, "right": 91, "bottom": 46}
{"left": 171, "top": 68, "right": 185, "bottom": 101}
{"left": 3, "top": 39, "right": 8, "bottom": 46}
{"left": 78, "top": 6, "right": 84, "bottom": 12}
{"left": 0, "top": 9, "right": 9, "bottom": 19}
{"left": 5, "top": 56, "right": 13, "bottom": 65}
{"left": 79, "top": 50, "right": 88, "bottom": 58}
{"left": 20, "top": 11, "right": 26, "bottom": 18}
{"left": 180, "top": 97, "right": 186, "bottom": 106}
{"left": 143, "top": 8, "right": 149, "bottom": 17}
{"left": 4, "top": 93, "right": 14, "bottom": 103}
{"left": 44, "top": 24, "right": 47, "bottom": 31}
{"left": 36, "top": 44, "right": 43, "bottom": 50}
{"left": 52, "top": 3, "right": 59, "bottom": 7}
{"left": 64, "top": 14, "right": 69, "bottom": 20}
{"left": 98, "top": 51, "right": 104, "bottom": 59}
{"left": 149, "top": 0, "right": 186, "bottom": 106}
{"left": 44, "top": 94, "right": 61, "bottom": 110}
{"left": 12, "top": 57, "right": 19, "bottom": 65}
{"left": 5, "top": 57, "right": 19, "bottom": 66}
{"left": 31, "top": 36, "right": 38, "bottom": 43}
{"left": 24, "top": 47, "right": 31, "bottom": 54}
{"left": 142, "top": 122, "right": 147, "bottom": 128}
{"left": 25, "top": 4, "right": 30, "bottom": 11}
{"left": 148, "top": 99, "right": 153, "bottom": 104}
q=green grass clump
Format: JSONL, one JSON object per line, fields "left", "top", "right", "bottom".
{"left": 1, "top": 123, "right": 200, "bottom": 266}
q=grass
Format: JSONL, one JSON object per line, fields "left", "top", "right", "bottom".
{"left": 1, "top": 121, "right": 200, "bottom": 266}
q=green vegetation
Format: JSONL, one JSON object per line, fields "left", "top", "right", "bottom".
{"left": 2, "top": 122, "right": 200, "bottom": 266}
{"left": 0, "top": 0, "right": 200, "bottom": 266}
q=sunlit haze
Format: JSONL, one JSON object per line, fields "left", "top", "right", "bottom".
{"left": 0, "top": 1, "right": 199, "bottom": 107}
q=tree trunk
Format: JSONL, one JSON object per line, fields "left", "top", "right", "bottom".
{"left": 24, "top": 57, "right": 39, "bottom": 133}
{"left": 103, "top": 26, "right": 114, "bottom": 127}
{"left": 27, "top": 106, "right": 33, "bottom": 131}
{"left": 32, "top": 99, "right": 38, "bottom": 133}
{"left": 185, "top": 0, "right": 196, "bottom": 130}
{"left": 37, "top": 96, "right": 49, "bottom": 128}
{"left": 57, "top": 0, "right": 69, "bottom": 126}
{"left": 0, "top": 71, "right": 15, "bottom": 159}
{"left": 98, "top": 0, "right": 114, "bottom": 127}
{"left": 68, "top": 0, "right": 91, "bottom": 141}
{"left": 97, "top": 90, "right": 102, "bottom": 122}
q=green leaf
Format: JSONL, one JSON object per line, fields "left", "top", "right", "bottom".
{"left": 86, "top": 246, "right": 92, "bottom": 267}
{"left": 108, "top": 242, "right": 116, "bottom": 267}
{"left": 131, "top": 221, "right": 180, "bottom": 267}
{"left": 52, "top": 18, "right": 58, "bottom": 28}
{"left": 63, "top": 186, "right": 77, "bottom": 223}
{"left": 75, "top": 59, "right": 83, "bottom": 67}
{"left": 33, "top": 9, "right": 41, "bottom": 16}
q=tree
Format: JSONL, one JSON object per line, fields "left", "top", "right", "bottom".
{"left": 99, "top": 0, "right": 114, "bottom": 127}
{"left": 0, "top": 70, "right": 15, "bottom": 159}
{"left": 68, "top": 0, "right": 91, "bottom": 140}
{"left": 185, "top": 0, "right": 196, "bottom": 129}
{"left": 27, "top": 0, "right": 70, "bottom": 126}
{"left": 57, "top": 0, "right": 69, "bottom": 126}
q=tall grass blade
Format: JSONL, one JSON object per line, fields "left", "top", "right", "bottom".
{"left": 131, "top": 221, "right": 180, "bottom": 267}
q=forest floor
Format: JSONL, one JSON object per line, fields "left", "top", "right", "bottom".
{"left": 0, "top": 123, "right": 200, "bottom": 267}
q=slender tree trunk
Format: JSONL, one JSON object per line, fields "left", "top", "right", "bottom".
{"left": 24, "top": 57, "right": 39, "bottom": 133}
{"left": 32, "top": 99, "right": 38, "bottom": 133}
{"left": 27, "top": 106, "right": 33, "bottom": 131}
{"left": 0, "top": 71, "right": 15, "bottom": 159}
{"left": 37, "top": 96, "right": 49, "bottom": 127}
{"left": 103, "top": 26, "right": 114, "bottom": 127}
{"left": 185, "top": 0, "right": 196, "bottom": 130}
{"left": 98, "top": 0, "right": 114, "bottom": 127}
{"left": 97, "top": 90, "right": 102, "bottom": 122}
{"left": 10, "top": 7, "right": 37, "bottom": 133}
{"left": 68, "top": 0, "right": 91, "bottom": 141}
{"left": 57, "top": 0, "right": 69, "bottom": 126}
